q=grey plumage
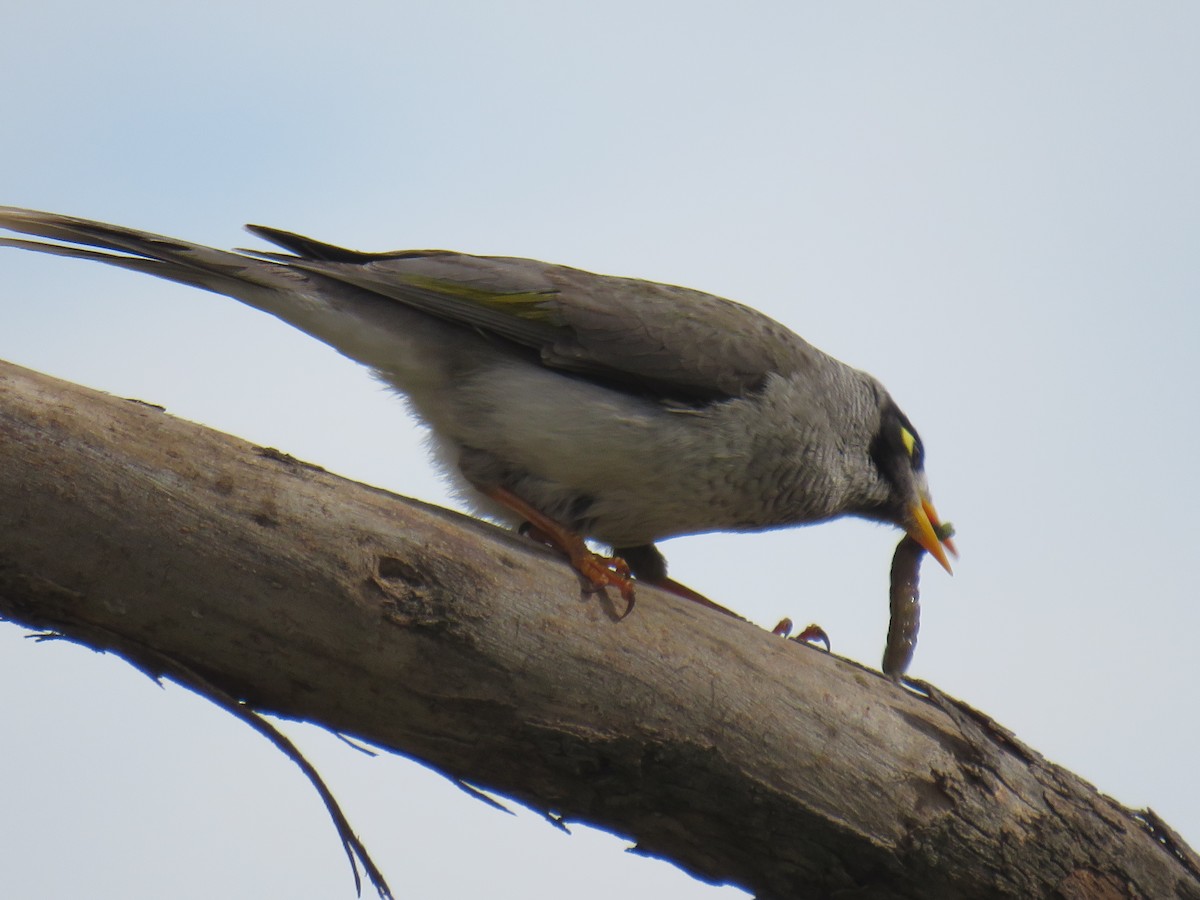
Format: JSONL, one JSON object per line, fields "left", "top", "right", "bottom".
{"left": 0, "top": 207, "right": 954, "bottom": 587}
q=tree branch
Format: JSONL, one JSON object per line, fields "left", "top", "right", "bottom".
{"left": 1, "top": 357, "right": 1197, "bottom": 899}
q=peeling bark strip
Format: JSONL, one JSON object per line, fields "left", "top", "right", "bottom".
{"left": 1, "top": 357, "right": 1198, "bottom": 899}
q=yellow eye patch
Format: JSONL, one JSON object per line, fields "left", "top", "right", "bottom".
{"left": 900, "top": 426, "right": 916, "bottom": 457}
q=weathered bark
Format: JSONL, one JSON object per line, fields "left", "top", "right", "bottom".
{"left": 0, "top": 357, "right": 1197, "bottom": 899}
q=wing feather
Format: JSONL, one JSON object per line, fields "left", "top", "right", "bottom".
{"left": 246, "top": 237, "right": 828, "bottom": 400}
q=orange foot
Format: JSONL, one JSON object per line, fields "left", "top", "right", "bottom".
{"left": 772, "top": 618, "right": 831, "bottom": 651}
{"left": 485, "top": 485, "right": 636, "bottom": 617}
{"left": 793, "top": 623, "right": 831, "bottom": 652}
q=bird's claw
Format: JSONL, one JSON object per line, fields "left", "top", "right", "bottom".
{"left": 791, "top": 623, "right": 831, "bottom": 652}
{"left": 575, "top": 550, "right": 636, "bottom": 618}
{"left": 774, "top": 618, "right": 831, "bottom": 651}
{"left": 488, "top": 485, "right": 636, "bottom": 617}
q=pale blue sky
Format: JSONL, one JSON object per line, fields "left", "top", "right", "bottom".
{"left": 3, "top": 3, "right": 1198, "bottom": 897}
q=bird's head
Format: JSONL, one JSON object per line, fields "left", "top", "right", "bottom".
{"left": 867, "top": 401, "right": 957, "bottom": 573}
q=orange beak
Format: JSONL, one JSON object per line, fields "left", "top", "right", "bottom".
{"left": 908, "top": 498, "right": 957, "bottom": 574}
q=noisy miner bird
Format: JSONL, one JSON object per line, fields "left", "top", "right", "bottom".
{"left": 0, "top": 207, "right": 955, "bottom": 612}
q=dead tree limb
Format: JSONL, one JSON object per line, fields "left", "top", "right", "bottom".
{"left": 1, "top": 357, "right": 1197, "bottom": 900}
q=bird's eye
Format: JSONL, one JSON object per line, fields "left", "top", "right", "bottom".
{"left": 899, "top": 426, "right": 916, "bottom": 457}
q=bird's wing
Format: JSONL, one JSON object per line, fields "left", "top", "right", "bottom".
{"left": 247, "top": 226, "right": 827, "bottom": 401}
{"left": 0, "top": 207, "right": 827, "bottom": 403}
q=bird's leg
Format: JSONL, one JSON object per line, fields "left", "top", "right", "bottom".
{"left": 646, "top": 575, "right": 746, "bottom": 620}
{"left": 615, "top": 544, "right": 746, "bottom": 621}
{"left": 483, "top": 485, "right": 636, "bottom": 616}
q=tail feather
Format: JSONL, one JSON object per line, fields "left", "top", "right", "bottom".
{"left": 0, "top": 234, "right": 233, "bottom": 291}
{"left": 0, "top": 206, "right": 291, "bottom": 301}
{"left": 0, "top": 206, "right": 474, "bottom": 380}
